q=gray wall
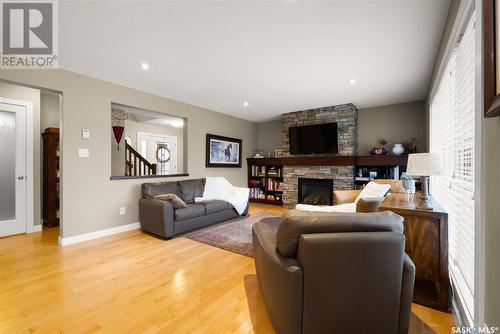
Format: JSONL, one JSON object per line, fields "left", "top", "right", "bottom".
{"left": 0, "top": 82, "right": 42, "bottom": 226}
{"left": 0, "top": 70, "right": 257, "bottom": 238}
{"left": 358, "top": 101, "right": 427, "bottom": 155}
{"left": 256, "top": 119, "right": 282, "bottom": 155}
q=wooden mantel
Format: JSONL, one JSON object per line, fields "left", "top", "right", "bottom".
{"left": 247, "top": 155, "right": 408, "bottom": 167}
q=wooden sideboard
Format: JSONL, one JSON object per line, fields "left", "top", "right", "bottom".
{"left": 379, "top": 193, "right": 450, "bottom": 312}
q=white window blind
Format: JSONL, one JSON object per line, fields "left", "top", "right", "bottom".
{"left": 430, "top": 13, "right": 475, "bottom": 323}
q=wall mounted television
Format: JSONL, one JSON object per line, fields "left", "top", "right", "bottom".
{"left": 289, "top": 122, "right": 338, "bottom": 155}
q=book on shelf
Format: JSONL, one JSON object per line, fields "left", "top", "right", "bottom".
{"left": 251, "top": 165, "right": 266, "bottom": 177}
{"left": 249, "top": 187, "right": 266, "bottom": 199}
{"left": 266, "top": 179, "right": 283, "bottom": 192}
{"left": 267, "top": 166, "right": 281, "bottom": 177}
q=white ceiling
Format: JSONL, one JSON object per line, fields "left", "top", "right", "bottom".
{"left": 60, "top": 0, "right": 450, "bottom": 122}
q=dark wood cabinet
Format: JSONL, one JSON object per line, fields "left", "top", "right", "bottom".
{"left": 379, "top": 193, "right": 450, "bottom": 312}
{"left": 42, "top": 128, "right": 60, "bottom": 227}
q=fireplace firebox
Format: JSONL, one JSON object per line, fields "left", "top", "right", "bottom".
{"left": 298, "top": 178, "right": 333, "bottom": 206}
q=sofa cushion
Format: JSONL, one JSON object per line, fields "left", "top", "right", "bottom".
{"left": 154, "top": 193, "right": 187, "bottom": 209}
{"left": 201, "top": 200, "right": 233, "bottom": 214}
{"left": 179, "top": 179, "right": 205, "bottom": 204}
{"left": 142, "top": 181, "right": 179, "bottom": 199}
{"left": 174, "top": 204, "right": 206, "bottom": 221}
{"left": 276, "top": 209, "right": 404, "bottom": 257}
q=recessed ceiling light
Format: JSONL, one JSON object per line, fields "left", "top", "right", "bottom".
{"left": 349, "top": 79, "right": 356, "bottom": 85}
{"left": 141, "top": 62, "right": 150, "bottom": 70}
{"left": 243, "top": 101, "right": 249, "bottom": 107}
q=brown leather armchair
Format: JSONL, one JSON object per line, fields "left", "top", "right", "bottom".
{"left": 252, "top": 209, "right": 415, "bottom": 334}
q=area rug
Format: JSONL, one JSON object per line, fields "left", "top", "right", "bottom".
{"left": 185, "top": 211, "right": 279, "bottom": 257}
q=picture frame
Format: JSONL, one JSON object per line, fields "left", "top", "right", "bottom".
{"left": 484, "top": 0, "right": 500, "bottom": 117}
{"left": 206, "top": 134, "right": 242, "bottom": 168}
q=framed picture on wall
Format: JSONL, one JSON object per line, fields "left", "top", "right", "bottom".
{"left": 484, "top": 0, "right": 500, "bottom": 117}
{"left": 206, "top": 134, "right": 242, "bottom": 168}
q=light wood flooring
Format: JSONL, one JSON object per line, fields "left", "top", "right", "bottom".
{"left": 0, "top": 203, "right": 454, "bottom": 333}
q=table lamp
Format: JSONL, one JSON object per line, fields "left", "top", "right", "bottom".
{"left": 405, "top": 153, "right": 443, "bottom": 210}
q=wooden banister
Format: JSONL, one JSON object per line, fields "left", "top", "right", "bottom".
{"left": 125, "top": 142, "right": 157, "bottom": 176}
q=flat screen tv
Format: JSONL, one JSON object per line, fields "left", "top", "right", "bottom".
{"left": 289, "top": 122, "right": 338, "bottom": 155}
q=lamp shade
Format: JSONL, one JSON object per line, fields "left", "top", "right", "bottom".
{"left": 405, "top": 153, "right": 443, "bottom": 176}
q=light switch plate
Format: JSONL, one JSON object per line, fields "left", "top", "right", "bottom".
{"left": 78, "top": 148, "right": 89, "bottom": 158}
{"left": 119, "top": 207, "right": 126, "bottom": 215}
{"left": 81, "top": 129, "right": 90, "bottom": 139}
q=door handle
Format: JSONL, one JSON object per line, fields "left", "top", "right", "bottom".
{"left": 17, "top": 176, "right": 24, "bottom": 180}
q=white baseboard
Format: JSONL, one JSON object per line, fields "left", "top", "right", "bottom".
{"left": 58, "top": 222, "right": 140, "bottom": 246}
{"left": 27, "top": 224, "right": 43, "bottom": 233}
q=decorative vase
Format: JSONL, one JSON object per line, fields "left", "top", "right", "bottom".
{"left": 392, "top": 143, "right": 404, "bottom": 155}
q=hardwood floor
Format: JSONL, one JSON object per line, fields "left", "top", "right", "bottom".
{"left": 0, "top": 203, "right": 454, "bottom": 333}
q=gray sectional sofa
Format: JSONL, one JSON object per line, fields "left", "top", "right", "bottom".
{"left": 139, "top": 178, "right": 248, "bottom": 239}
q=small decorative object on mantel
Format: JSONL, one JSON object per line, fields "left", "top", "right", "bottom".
{"left": 483, "top": 0, "right": 500, "bottom": 117}
{"left": 206, "top": 134, "right": 242, "bottom": 168}
{"left": 402, "top": 137, "right": 417, "bottom": 154}
{"left": 274, "top": 149, "right": 284, "bottom": 158}
{"left": 253, "top": 150, "right": 264, "bottom": 158}
{"left": 369, "top": 138, "right": 390, "bottom": 155}
{"left": 392, "top": 143, "right": 405, "bottom": 156}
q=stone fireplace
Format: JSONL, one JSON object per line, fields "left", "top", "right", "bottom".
{"left": 282, "top": 104, "right": 358, "bottom": 208}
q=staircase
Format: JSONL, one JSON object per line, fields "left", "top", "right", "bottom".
{"left": 125, "top": 142, "right": 157, "bottom": 176}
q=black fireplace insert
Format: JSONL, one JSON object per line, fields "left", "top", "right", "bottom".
{"left": 298, "top": 178, "right": 333, "bottom": 206}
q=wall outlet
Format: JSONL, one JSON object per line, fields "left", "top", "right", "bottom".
{"left": 119, "top": 207, "right": 126, "bottom": 215}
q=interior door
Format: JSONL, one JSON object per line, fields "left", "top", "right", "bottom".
{"left": 0, "top": 102, "right": 27, "bottom": 236}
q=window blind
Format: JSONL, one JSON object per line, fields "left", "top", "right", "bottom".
{"left": 430, "top": 13, "right": 475, "bottom": 323}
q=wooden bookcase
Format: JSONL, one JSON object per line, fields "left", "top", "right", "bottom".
{"left": 247, "top": 158, "right": 283, "bottom": 206}
{"left": 42, "top": 128, "right": 60, "bottom": 227}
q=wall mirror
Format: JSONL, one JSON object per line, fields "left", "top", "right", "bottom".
{"left": 110, "top": 103, "right": 187, "bottom": 179}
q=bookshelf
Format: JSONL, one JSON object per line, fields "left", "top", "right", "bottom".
{"left": 247, "top": 158, "right": 283, "bottom": 206}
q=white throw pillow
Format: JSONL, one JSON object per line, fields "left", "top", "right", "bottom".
{"left": 354, "top": 181, "right": 391, "bottom": 203}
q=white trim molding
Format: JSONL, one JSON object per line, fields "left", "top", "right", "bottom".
{"left": 27, "top": 224, "right": 43, "bottom": 233}
{"left": 58, "top": 222, "right": 140, "bottom": 246}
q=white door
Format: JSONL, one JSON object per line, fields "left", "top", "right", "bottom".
{"left": 0, "top": 102, "right": 27, "bottom": 236}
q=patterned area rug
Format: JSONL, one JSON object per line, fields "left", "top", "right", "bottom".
{"left": 185, "top": 211, "right": 279, "bottom": 257}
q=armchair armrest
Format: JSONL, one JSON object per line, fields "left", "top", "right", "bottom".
{"left": 398, "top": 254, "right": 416, "bottom": 334}
{"left": 333, "top": 189, "right": 362, "bottom": 204}
{"left": 139, "top": 198, "right": 175, "bottom": 238}
{"left": 252, "top": 221, "right": 303, "bottom": 334}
